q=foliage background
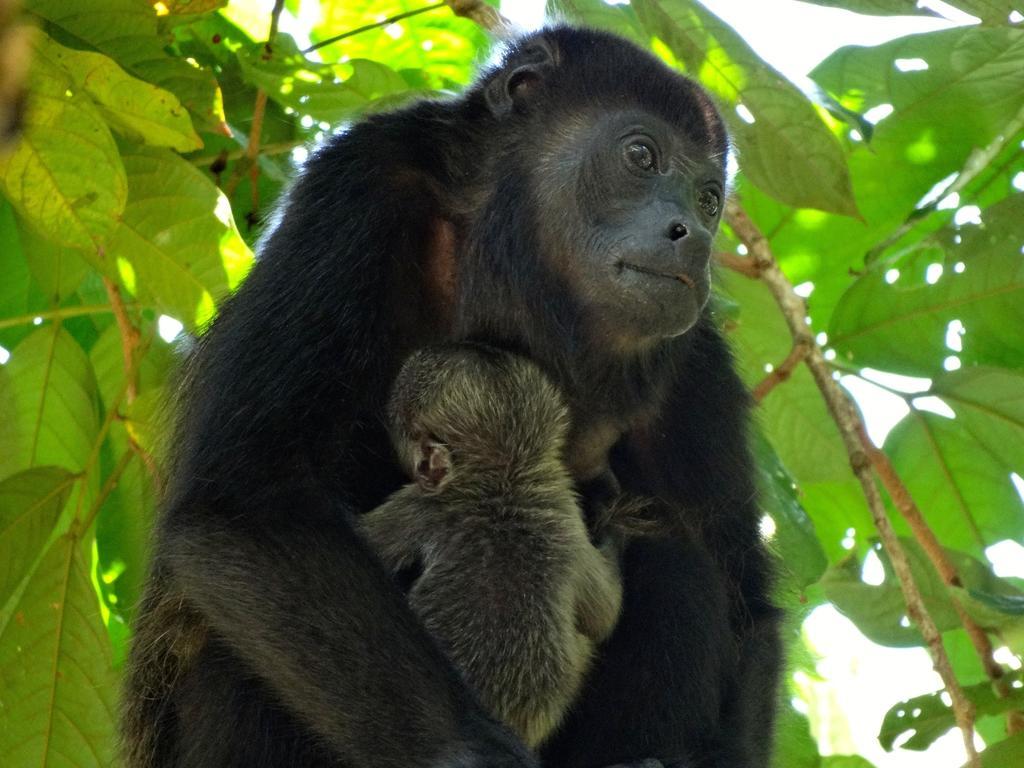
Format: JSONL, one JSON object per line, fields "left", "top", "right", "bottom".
{"left": 0, "top": 0, "right": 1022, "bottom": 765}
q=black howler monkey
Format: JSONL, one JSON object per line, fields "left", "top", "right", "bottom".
{"left": 122, "top": 25, "right": 781, "bottom": 768}
{"left": 358, "top": 343, "right": 623, "bottom": 748}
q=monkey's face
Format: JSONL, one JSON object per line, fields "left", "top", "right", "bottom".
{"left": 534, "top": 110, "right": 724, "bottom": 350}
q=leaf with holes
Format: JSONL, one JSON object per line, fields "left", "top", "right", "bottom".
{"left": 829, "top": 195, "right": 1024, "bottom": 376}
{"left": 0, "top": 326, "right": 99, "bottom": 479}
{"left": 884, "top": 367, "right": 1024, "bottom": 557}
{"left": 879, "top": 671, "right": 1024, "bottom": 752}
{"left": 107, "top": 147, "right": 253, "bottom": 330}
{"left": 0, "top": 535, "right": 118, "bottom": 767}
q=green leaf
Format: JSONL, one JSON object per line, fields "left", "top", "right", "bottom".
{"left": 0, "top": 43, "right": 126, "bottom": 256}
{"left": 822, "top": 539, "right": 1023, "bottom": 647}
{"left": 18, "top": 222, "right": 90, "bottom": 307}
{"left": 237, "top": 35, "right": 413, "bottom": 123}
{"left": 307, "top": 0, "right": 489, "bottom": 89}
{"left": 630, "top": 0, "right": 859, "bottom": 216}
{"left": 27, "top": 0, "right": 228, "bottom": 134}
{"left": 885, "top": 367, "right": 1024, "bottom": 557}
{"left": 108, "top": 147, "right": 253, "bottom": 330}
{"left": 976, "top": 732, "right": 1024, "bottom": 768}
{"left": 829, "top": 195, "right": 1024, "bottom": 376}
{"left": 0, "top": 325, "right": 99, "bottom": 478}
{"left": 38, "top": 33, "right": 202, "bottom": 152}
{"left": 718, "top": 271, "right": 851, "bottom": 484}
{"left": 0, "top": 467, "right": 75, "bottom": 603}
{"left": 753, "top": 431, "right": 828, "bottom": 590}
{"left": 0, "top": 535, "right": 118, "bottom": 767}
{"left": 879, "top": 671, "right": 1024, "bottom": 751}
{"left": 797, "top": 1, "right": 938, "bottom": 16}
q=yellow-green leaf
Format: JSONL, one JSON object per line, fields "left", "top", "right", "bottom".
{"left": 0, "top": 467, "right": 75, "bottom": 603}
{"left": 0, "top": 48, "right": 126, "bottom": 255}
{"left": 0, "top": 536, "right": 117, "bottom": 767}
{"left": 109, "top": 147, "right": 253, "bottom": 330}
{"left": 38, "top": 34, "right": 203, "bottom": 152}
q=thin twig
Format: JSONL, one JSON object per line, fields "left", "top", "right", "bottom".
{"left": 726, "top": 199, "right": 981, "bottom": 767}
{"left": 303, "top": 2, "right": 447, "bottom": 54}
{"left": 715, "top": 250, "right": 762, "bottom": 279}
{"left": 856, "top": 422, "right": 1024, "bottom": 735}
{"left": 192, "top": 141, "right": 302, "bottom": 168}
{"left": 0, "top": 303, "right": 122, "bottom": 330}
{"left": 223, "top": 0, "right": 286, "bottom": 200}
{"left": 752, "top": 341, "right": 811, "bottom": 403}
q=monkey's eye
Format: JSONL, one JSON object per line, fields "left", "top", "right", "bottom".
{"left": 698, "top": 189, "right": 721, "bottom": 217}
{"left": 624, "top": 142, "right": 655, "bottom": 171}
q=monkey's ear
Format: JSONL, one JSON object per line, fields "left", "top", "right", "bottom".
{"left": 485, "top": 39, "right": 556, "bottom": 117}
{"left": 415, "top": 440, "right": 452, "bottom": 492}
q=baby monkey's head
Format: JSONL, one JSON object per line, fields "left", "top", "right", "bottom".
{"left": 388, "top": 343, "right": 570, "bottom": 492}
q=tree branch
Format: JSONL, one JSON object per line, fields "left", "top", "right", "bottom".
{"left": 303, "top": 3, "right": 447, "bottom": 54}
{"left": 856, "top": 421, "right": 1024, "bottom": 735}
{"left": 223, "top": 0, "right": 286, "bottom": 200}
{"left": 752, "top": 341, "right": 811, "bottom": 403}
{"left": 103, "top": 277, "right": 140, "bottom": 403}
{"left": 726, "top": 199, "right": 981, "bottom": 767}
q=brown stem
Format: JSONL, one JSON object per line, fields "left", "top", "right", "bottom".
{"left": 726, "top": 199, "right": 981, "bottom": 767}
{"left": 103, "top": 278, "right": 140, "bottom": 403}
{"left": 715, "top": 250, "right": 762, "bottom": 279}
{"left": 444, "top": 0, "right": 510, "bottom": 32}
{"left": 224, "top": 0, "right": 284, "bottom": 200}
{"left": 752, "top": 342, "right": 811, "bottom": 403}
{"left": 856, "top": 421, "right": 1024, "bottom": 734}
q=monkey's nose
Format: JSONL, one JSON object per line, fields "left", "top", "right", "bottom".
{"left": 667, "top": 222, "right": 688, "bottom": 241}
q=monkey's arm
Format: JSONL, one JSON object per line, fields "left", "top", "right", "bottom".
{"left": 160, "top": 486, "right": 532, "bottom": 768}
{"left": 357, "top": 494, "right": 432, "bottom": 572}
{"left": 574, "top": 539, "right": 623, "bottom": 643}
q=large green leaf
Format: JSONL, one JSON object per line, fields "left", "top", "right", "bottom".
{"left": 0, "top": 43, "right": 126, "bottom": 256}
{"left": 38, "top": 34, "right": 202, "bottom": 152}
{"left": 630, "top": 0, "right": 858, "bottom": 216}
{"left": 27, "top": 0, "right": 227, "bottom": 134}
{"left": 107, "top": 147, "right": 253, "bottom": 330}
{"left": 0, "top": 325, "right": 99, "bottom": 478}
{"left": 0, "top": 467, "right": 74, "bottom": 604}
{"left": 884, "top": 367, "right": 1024, "bottom": 556}
{"left": 0, "top": 535, "right": 117, "bottom": 767}
{"left": 976, "top": 732, "right": 1024, "bottom": 768}
{"left": 797, "top": 1, "right": 937, "bottom": 15}
{"left": 829, "top": 195, "right": 1024, "bottom": 376}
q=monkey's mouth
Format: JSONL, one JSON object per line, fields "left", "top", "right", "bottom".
{"left": 619, "top": 261, "right": 695, "bottom": 289}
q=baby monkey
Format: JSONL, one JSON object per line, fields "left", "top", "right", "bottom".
{"left": 358, "top": 343, "right": 623, "bottom": 748}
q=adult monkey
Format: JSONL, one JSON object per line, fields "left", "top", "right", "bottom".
{"left": 122, "top": 25, "right": 781, "bottom": 768}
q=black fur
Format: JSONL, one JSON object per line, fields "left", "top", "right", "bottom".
{"left": 121, "top": 25, "right": 780, "bottom": 768}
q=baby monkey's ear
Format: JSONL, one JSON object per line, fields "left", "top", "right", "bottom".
{"left": 415, "top": 439, "right": 452, "bottom": 492}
